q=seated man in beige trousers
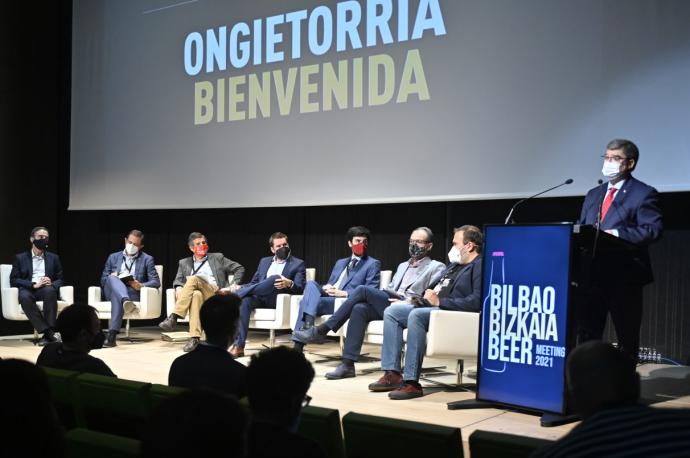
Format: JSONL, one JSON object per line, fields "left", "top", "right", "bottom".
{"left": 159, "top": 232, "right": 245, "bottom": 352}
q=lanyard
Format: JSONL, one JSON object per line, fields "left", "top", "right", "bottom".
{"left": 123, "top": 256, "right": 136, "bottom": 273}
{"left": 192, "top": 259, "right": 208, "bottom": 275}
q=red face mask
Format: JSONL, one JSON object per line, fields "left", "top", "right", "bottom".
{"left": 194, "top": 244, "right": 209, "bottom": 257}
{"left": 352, "top": 241, "right": 368, "bottom": 257}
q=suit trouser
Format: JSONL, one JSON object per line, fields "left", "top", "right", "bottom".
{"left": 292, "top": 280, "right": 336, "bottom": 336}
{"left": 18, "top": 286, "right": 58, "bottom": 334}
{"left": 174, "top": 276, "right": 217, "bottom": 338}
{"left": 234, "top": 276, "right": 281, "bottom": 347}
{"left": 103, "top": 275, "right": 140, "bottom": 332}
{"left": 577, "top": 283, "right": 643, "bottom": 361}
{"left": 381, "top": 304, "right": 433, "bottom": 381}
{"left": 323, "top": 285, "right": 391, "bottom": 361}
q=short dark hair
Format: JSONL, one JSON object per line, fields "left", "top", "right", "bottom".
{"left": 30, "top": 226, "right": 49, "bottom": 238}
{"left": 412, "top": 226, "right": 434, "bottom": 243}
{"left": 199, "top": 294, "right": 241, "bottom": 341}
{"left": 606, "top": 139, "right": 639, "bottom": 170}
{"left": 269, "top": 232, "right": 288, "bottom": 247}
{"left": 454, "top": 225, "right": 483, "bottom": 254}
{"left": 187, "top": 232, "right": 206, "bottom": 246}
{"left": 247, "top": 347, "right": 315, "bottom": 415}
{"left": 127, "top": 229, "right": 144, "bottom": 241}
{"left": 142, "top": 388, "right": 248, "bottom": 458}
{"left": 346, "top": 226, "right": 371, "bottom": 242}
{"left": 56, "top": 304, "right": 98, "bottom": 343}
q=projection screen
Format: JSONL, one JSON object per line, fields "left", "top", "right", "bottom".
{"left": 70, "top": 0, "right": 690, "bottom": 210}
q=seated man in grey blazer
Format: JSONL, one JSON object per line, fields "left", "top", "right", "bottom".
{"left": 294, "top": 227, "right": 445, "bottom": 379}
{"left": 100, "top": 229, "right": 160, "bottom": 347}
{"left": 159, "top": 232, "right": 245, "bottom": 352}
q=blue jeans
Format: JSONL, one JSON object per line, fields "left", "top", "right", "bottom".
{"left": 234, "top": 276, "right": 282, "bottom": 347}
{"left": 292, "top": 281, "right": 336, "bottom": 339}
{"left": 103, "top": 275, "right": 140, "bottom": 332}
{"left": 381, "top": 304, "right": 434, "bottom": 381}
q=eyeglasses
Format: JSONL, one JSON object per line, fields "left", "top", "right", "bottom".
{"left": 301, "top": 395, "right": 312, "bottom": 408}
{"left": 408, "top": 239, "right": 429, "bottom": 246}
{"left": 601, "top": 155, "right": 628, "bottom": 163}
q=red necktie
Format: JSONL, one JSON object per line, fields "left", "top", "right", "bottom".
{"left": 600, "top": 187, "right": 618, "bottom": 222}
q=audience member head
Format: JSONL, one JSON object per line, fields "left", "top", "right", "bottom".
{"left": 0, "top": 358, "right": 64, "bottom": 456}
{"left": 56, "top": 303, "right": 104, "bottom": 353}
{"left": 200, "top": 294, "right": 241, "bottom": 348}
{"left": 142, "top": 388, "right": 248, "bottom": 458}
{"left": 347, "top": 226, "right": 371, "bottom": 257}
{"left": 566, "top": 340, "right": 640, "bottom": 419}
{"left": 247, "top": 347, "right": 315, "bottom": 431}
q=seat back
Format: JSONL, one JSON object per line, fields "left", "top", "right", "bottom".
{"left": 65, "top": 428, "right": 141, "bottom": 458}
{"left": 342, "top": 412, "right": 463, "bottom": 458}
{"left": 43, "top": 367, "right": 80, "bottom": 430}
{"left": 426, "top": 310, "right": 479, "bottom": 359}
{"left": 469, "top": 430, "right": 554, "bottom": 458}
{"left": 298, "top": 405, "right": 345, "bottom": 458}
{"left": 150, "top": 383, "right": 187, "bottom": 410}
{"left": 0, "top": 263, "right": 11, "bottom": 289}
{"left": 74, "top": 373, "right": 152, "bottom": 439}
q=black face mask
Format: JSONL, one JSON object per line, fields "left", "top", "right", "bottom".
{"left": 90, "top": 330, "right": 106, "bottom": 350}
{"left": 275, "top": 246, "right": 291, "bottom": 260}
{"left": 33, "top": 238, "right": 49, "bottom": 251}
{"left": 408, "top": 243, "right": 427, "bottom": 260}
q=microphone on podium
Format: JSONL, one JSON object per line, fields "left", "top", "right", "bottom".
{"left": 504, "top": 178, "right": 574, "bottom": 224}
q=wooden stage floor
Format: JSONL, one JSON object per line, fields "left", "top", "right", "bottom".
{"left": 2, "top": 327, "right": 689, "bottom": 456}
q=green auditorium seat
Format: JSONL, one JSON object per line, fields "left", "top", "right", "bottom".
{"left": 65, "top": 428, "right": 141, "bottom": 458}
{"left": 342, "top": 412, "right": 463, "bottom": 458}
{"left": 298, "top": 405, "right": 345, "bottom": 458}
{"left": 73, "top": 373, "right": 151, "bottom": 439}
{"left": 42, "top": 366, "right": 80, "bottom": 430}
{"left": 469, "top": 430, "right": 555, "bottom": 458}
{"left": 149, "top": 383, "right": 187, "bottom": 409}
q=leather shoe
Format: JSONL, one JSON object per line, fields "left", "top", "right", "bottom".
{"left": 183, "top": 337, "right": 200, "bottom": 352}
{"left": 388, "top": 382, "right": 423, "bottom": 400}
{"left": 292, "top": 327, "right": 328, "bottom": 344}
{"left": 159, "top": 314, "right": 178, "bottom": 332}
{"left": 368, "top": 371, "right": 404, "bottom": 392}
{"left": 36, "top": 336, "right": 52, "bottom": 347}
{"left": 325, "top": 362, "right": 356, "bottom": 380}
{"left": 229, "top": 345, "right": 245, "bottom": 358}
{"left": 123, "top": 300, "right": 137, "bottom": 314}
{"left": 103, "top": 330, "right": 118, "bottom": 348}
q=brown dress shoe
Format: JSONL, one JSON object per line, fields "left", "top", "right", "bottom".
{"left": 388, "top": 382, "right": 423, "bottom": 400}
{"left": 368, "top": 371, "right": 404, "bottom": 392}
{"left": 229, "top": 345, "right": 245, "bottom": 358}
{"left": 183, "top": 337, "right": 200, "bottom": 352}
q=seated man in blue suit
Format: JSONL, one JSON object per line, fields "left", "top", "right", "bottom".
{"left": 294, "top": 227, "right": 445, "bottom": 379}
{"left": 99, "top": 229, "right": 160, "bottom": 347}
{"left": 577, "top": 139, "right": 662, "bottom": 361}
{"left": 10, "top": 226, "right": 64, "bottom": 346}
{"left": 229, "top": 232, "right": 306, "bottom": 357}
{"left": 369, "top": 225, "right": 483, "bottom": 399}
{"left": 292, "top": 226, "right": 381, "bottom": 351}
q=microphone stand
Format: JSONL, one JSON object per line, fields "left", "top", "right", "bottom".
{"left": 504, "top": 179, "right": 574, "bottom": 224}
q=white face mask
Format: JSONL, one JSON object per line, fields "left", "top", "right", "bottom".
{"left": 125, "top": 243, "right": 139, "bottom": 256}
{"left": 447, "top": 246, "right": 461, "bottom": 264}
{"left": 601, "top": 160, "right": 621, "bottom": 178}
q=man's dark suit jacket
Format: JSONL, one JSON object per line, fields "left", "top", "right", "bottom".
{"left": 435, "top": 256, "right": 482, "bottom": 312}
{"left": 578, "top": 176, "right": 662, "bottom": 285}
{"left": 244, "top": 255, "right": 307, "bottom": 295}
{"left": 10, "top": 250, "right": 64, "bottom": 291}
{"left": 168, "top": 344, "right": 246, "bottom": 398}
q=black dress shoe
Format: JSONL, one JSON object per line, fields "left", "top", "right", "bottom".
{"left": 293, "top": 327, "right": 328, "bottom": 344}
{"left": 159, "top": 314, "right": 178, "bottom": 332}
{"left": 325, "top": 362, "right": 356, "bottom": 380}
{"left": 183, "top": 337, "right": 200, "bottom": 352}
{"left": 103, "top": 330, "right": 118, "bottom": 348}
{"left": 36, "top": 336, "right": 52, "bottom": 347}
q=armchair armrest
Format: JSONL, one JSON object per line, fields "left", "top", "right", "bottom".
{"left": 135, "top": 286, "right": 161, "bottom": 318}
{"left": 426, "top": 310, "right": 479, "bottom": 358}
{"left": 59, "top": 286, "right": 74, "bottom": 304}
{"left": 274, "top": 293, "right": 291, "bottom": 329}
{"left": 87, "top": 286, "right": 102, "bottom": 305}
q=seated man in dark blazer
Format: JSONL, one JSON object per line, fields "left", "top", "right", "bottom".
{"left": 100, "top": 229, "right": 160, "bottom": 347}
{"left": 291, "top": 226, "right": 381, "bottom": 351}
{"left": 577, "top": 139, "right": 663, "bottom": 361}
{"left": 168, "top": 294, "right": 246, "bottom": 397}
{"left": 229, "top": 232, "right": 306, "bottom": 357}
{"left": 10, "top": 226, "right": 64, "bottom": 346}
{"left": 159, "top": 232, "right": 245, "bottom": 352}
{"left": 36, "top": 303, "right": 115, "bottom": 377}
{"left": 369, "top": 225, "right": 483, "bottom": 399}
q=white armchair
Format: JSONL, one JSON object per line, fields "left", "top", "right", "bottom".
{"left": 1, "top": 263, "right": 74, "bottom": 337}
{"left": 87, "top": 265, "right": 163, "bottom": 338}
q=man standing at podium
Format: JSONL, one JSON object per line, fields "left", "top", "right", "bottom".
{"left": 577, "top": 139, "right": 662, "bottom": 361}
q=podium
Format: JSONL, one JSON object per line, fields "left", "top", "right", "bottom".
{"left": 448, "top": 223, "right": 642, "bottom": 426}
